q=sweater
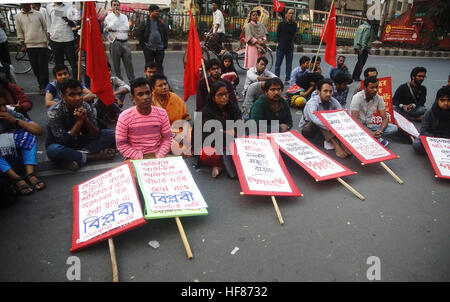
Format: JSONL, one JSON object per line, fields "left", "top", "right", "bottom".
{"left": 249, "top": 95, "right": 293, "bottom": 133}
{"left": 14, "top": 10, "right": 47, "bottom": 48}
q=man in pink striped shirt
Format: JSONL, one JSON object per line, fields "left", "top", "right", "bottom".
{"left": 115, "top": 78, "right": 172, "bottom": 159}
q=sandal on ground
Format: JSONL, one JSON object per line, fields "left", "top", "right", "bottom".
{"left": 13, "top": 176, "right": 33, "bottom": 195}
{"left": 101, "top": 148, "right": 116, "bottom": 160}
{"left": 24, "top": 173, "right": 46, "bottom": 191}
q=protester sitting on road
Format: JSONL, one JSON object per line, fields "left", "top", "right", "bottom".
{"left": 353, "top": 67, "right": 378, "bottom": 95}
{"left": 393, "top": 67, "right": 428, "bottom": 121}
{"left": 413, "top": 86, "right": 450, "bottom": 154}
{"left": 220, "top": 53, "right": 240, "bottom": 88}
{"left": 0, "top": 78, "right": 33, "bottom": 119}
{"left": 144, "top": 62, "right": 159, "bottom": 81}
{"left": 196, "top": 58, "right": 237, "bottom": 112}
{"left": 45, "top": 64, "right": 95, "bottom": 108}
{"left": 326, "top": 55, "right": 351, "bottom": 80}
{"left": 115, "top": 77, "right": 172, "bottom": 160}
{"left": 289, "top": 56, "right": 310, "bottom": 87}
{"left": 250, "top": 77, "right": 292, "bottom": 133}
{"left": 298, "top": 79, "right": 350, "bottom": 158}
{"left": 242, "top": 81, "right": 265, "bottom": 120}
{"left": 242, "top": 56, "right": 275, "bottom": 97}
{"left": 331, "top": 71, "right": 353, "bottom": 107}
{"left": 296, "top": 72, "right": 324, "bottom": 101}
{"left": 46, "top": 79, "right": 116, "bottom": 171}
{"left": 193, "top": 80, "right": 241, "bottom": 178}
{"left": 0, "top": 94, "right": 45, "bottom": 195}
{"left": 350, "top": 76, "right": 398, "bottom": 146}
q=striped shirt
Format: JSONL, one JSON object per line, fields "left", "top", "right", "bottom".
{"left": 115, "top": 106, "right": 173, "bottom": 159}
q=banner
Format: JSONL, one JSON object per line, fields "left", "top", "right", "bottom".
{"left": 420, "top": 136, "right": 450, "bottom": 179}
{"left": 231, "top": 137, "right": 301, "bottom": 196}
{"left": 382, "top": 24, "right": 420, "bottom": 44}
{"left": 393, "top": 111, "right": 419, "bottom": 138}
{"left": 132, "top": 157, "right": 208, "bottom": 219}
{"left": 71, "top": 162, "right": 146, "bottom": 252}
{"left": 268, "top": 131, "right": 356, "bottom": 181}
{"left": 361, "top": 77, "right": 394, "bottom": 125}
{"left": 315, "top": 109, "right": 398, "bottom": 165}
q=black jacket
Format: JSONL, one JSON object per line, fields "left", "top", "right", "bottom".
{"left": 134, "top": 17, "right": 168, "bottom": 50}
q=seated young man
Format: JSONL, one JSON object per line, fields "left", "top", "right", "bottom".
{"left": 242, "top": 56, "right": 275, "bottom": 97}
{"left": 46, "top": 79, "right": 116, "bottom": 171}
{"left": 249, "top": 77, "right": 292, "bottom": 134}
{"left": 45, "top": 64, "right": 95, "bottom": 108}
{"left": 290, "top": 56, "right": 310, "bottom": 87}
{"left": 393, "top": 67, "right": 428, "bottom": 121}
{"left": 298, "top": 79, "right": 350, "bottom": 158}
{"left": 115, "top": 77, "right": 173, "bottom": 160}
{"left": 413, "top": 86, "right": 450, "bottom": 154}
{"left": 331, "top": 71, "right": 352, "bottom": 107}
{"left": 350, "top": 76, "right": 398, "bottom": 146}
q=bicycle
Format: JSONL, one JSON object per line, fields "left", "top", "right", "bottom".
{"left": 183, "top": 32, "right": 273, "bottom": 72}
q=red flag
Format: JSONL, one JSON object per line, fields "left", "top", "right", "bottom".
{"left": 273, "top": 0, "right": 285, "bottom": 13}
{"left": 183, "top": 10, "right": 203, "bottom": 102}
{"left": 81, "top": 1, "right": 114, "bottom": 105}
{"left": 321, "top": 2, "right": 337, "bottom": 68}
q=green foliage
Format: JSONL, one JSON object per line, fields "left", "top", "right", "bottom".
{"left": 429, "top": 0, "right": 450, "bottom": 32}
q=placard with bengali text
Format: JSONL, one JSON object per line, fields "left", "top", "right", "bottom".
{"left": 420, "top": 136, "right": 450, "bottom": 179}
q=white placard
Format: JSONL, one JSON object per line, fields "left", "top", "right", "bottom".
{"left": 394, "top": 111, "right": 420, "bottom": 138}
{"left": 133, "top": 157, "right": 208, "bottom": 212}
{"left": 424, "top": 137, "right": 450, "bottom": 178}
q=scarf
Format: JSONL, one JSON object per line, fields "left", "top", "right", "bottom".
{"left": 244, "top": 21, "right": 267, "bottom": 43}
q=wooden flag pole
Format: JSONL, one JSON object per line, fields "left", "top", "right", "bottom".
{"left": 175, "top": 217, "right": 194, "bottom": 259}
{"left": 336, "top": 177, "right": 365, "bottom": 200}
{"left": 271, "top": 196, "right": 285, "bottom": 225}
{"left": 201, "top": 58, "right": 210, "bottom": 93}
{"left": 380, "top": 162, "right": 404, "bottom": 184}
{"left": 311, "top": 0, "right": 335, "bottom": 72}
{"left": 77, "top": 1, "right": 86, "bottom": 81}
{"left": 108, "top": 238, "right": 119, "bottom": 282}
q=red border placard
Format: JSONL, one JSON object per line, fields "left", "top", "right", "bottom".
{"left": 315, "top": 109, "right": 398, "bottom": 165}
{"left": 393, "top": 110, "right": 419, "bottom": 138}
{"left": 420, "top": 136, "right": 450, "bottom": 179}
{"left": 71, "top": 162, "right": 146, "bottom": 252}
{"left": 231, "top": 137, "right": 302, "bottom": 196}
{"left": 270, "top": 130, "right": 356, "bottom": 181}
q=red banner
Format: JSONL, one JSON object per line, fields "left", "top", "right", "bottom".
{"left": 381, "top": 24, "right": 420, "bottom": 44}
{"left": 361, "top": 76, "right": 394, "bottom": 125}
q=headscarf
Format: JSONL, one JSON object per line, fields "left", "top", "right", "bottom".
{"left": 244, "top": 10, "right": 268, "bottom": 43}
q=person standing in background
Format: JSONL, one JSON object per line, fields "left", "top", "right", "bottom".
{"left": 352, "top": 20, "right": 374, "bottom": 81}
{"left": 274, "top": 8, "right": 297, "bottom": 85}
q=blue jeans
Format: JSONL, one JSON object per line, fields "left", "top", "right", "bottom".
{"left": 367, "top": 123, "right": 398, "bottom": 137}
{"left": 46, "top": 129, "right": 115, "bottom": 167}
{"left": 274, "top": 48, "right": 293, "bottom": 82}
{"left": 0, "top": 139, "right": 37, "bottom": 173}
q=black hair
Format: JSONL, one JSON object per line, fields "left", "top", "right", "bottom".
{"left": 363, "top": 67, "right": 378, "bottom": 78}
{"left": 436, "top": 85, "right": 450, "bottom": 100}
{"left": 130, "top": 77, "right": 151, "bottom": 96}
{"left": 53, "top": 64, "right": 69, "bottom": 76}
{"left": 311, "top": 55, "right": 321, "bottom": 63}
{"left": 145, "top": 62, "right": 158, "bottom": 70}
{"left": 220, "top": 53, "right": 237, "bottom": 73}
{"left": 337, "top": 55, "right": 346, "bottom": 60}
{"left": 364, "top": 76, "right": 379, "bottom": 88}
{"left": 256, "top": 56, "right": 269, "bottom": 65}
{"left": 332, "top": 71, "right": 352, "bottom": 84}
{"left": 262, "top": 77, "right": 284, "bottom": 92}
{"left": 317, "top": 79, "right": 334, "bottom": 91}
{"left": 61, "top": 79, "right": 82, "bottom": 95}
{"left": 206, "top": 58, "right": 222, "bottom": 71}
{"left": 296, "top": 72, "right": 324, "bottom": 90}
{"left": 410, "top": 67, "right": 427, "bottom": 80}
{"left": 299, "top": 56, "right": 310, "bottom": 65}
{"left": 148, "top": 73, "right": 168, "bottom": 89}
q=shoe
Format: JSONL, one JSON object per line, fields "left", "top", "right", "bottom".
{"left": 379, "top": 138, "right": 389, "bottom": 147}
{"left": 63, "top": 161, "right": 80, "bottom": 171}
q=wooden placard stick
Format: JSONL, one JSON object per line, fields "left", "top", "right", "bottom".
{"left": 271, "top": 196, "right": 285, "bottom": 225}
{"left": 108, "top": 238, "right": 119, "bottom": 282}
{"left": 175, "top": 217, "right": 194, "bottom": 259}
{"left": 336, "top": 177, "right": 365, "bottom": 200}
{"left": 77, "top": 1, "right": 86, "bottom": 81}
{"left": 201, "top": 58, "right": 210, "bottom": 93}
{"left": 380, "top": 162, "right": 404, "bottom": 184}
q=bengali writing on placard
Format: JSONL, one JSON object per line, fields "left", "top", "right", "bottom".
{"left": 235, "top": 138, "right": 292, "bottom": 193}
{"left": 77, "top": 164, "right": 142, "bottom": 243}
{"left": 133, "top": 157, "right": 208, "bottom": 212}
{"left": 320, "top": 110, "right": 391, "bottom": 160}
{"left": 394, "top": 111, "right": 419, "bottom": 138}
{"left": 268, "top": 132, "right": 346, "bottom": 178}
{"left": 426, "top": 137, "right": 450, "bottom": 177}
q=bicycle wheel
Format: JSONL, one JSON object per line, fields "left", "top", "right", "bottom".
{"left": 182, "top": 47, "right": 209, "bottom": 67}
{"left": 234, "top": 48, "right": 247, "bottom": 71}
{"left": 12, "top": 52, "right": 32, "bottom": 74}
{"left": 15, "top": 49, "right": 27, "bottom": 61}
{"left": 265, "top": 49, "right": 274, "bottom": 71}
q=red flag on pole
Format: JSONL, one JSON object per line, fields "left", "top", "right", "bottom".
{"left": 273, "top": 0, "right": 285, "bottom": 13}
{"left": 81, "top": 1, "right": 114, "bottom": 106}
{"left": 183, "top": 10, "right": 203, "bottom": 102}
{"left": 321, "top": 1, "right": 337, "bottom": 68}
